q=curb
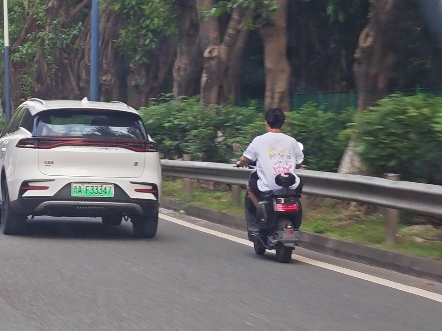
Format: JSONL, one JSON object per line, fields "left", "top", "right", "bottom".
{"left": 161, "top": 197, "right": 442, "bottom": 283}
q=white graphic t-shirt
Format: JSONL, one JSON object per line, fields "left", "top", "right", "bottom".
{"left": 243, "top": 132, "right": 304, "bottom": 192}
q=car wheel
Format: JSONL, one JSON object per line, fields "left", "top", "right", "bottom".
{"left": 101, "top": 214, "right": 123, "bottom": 226}
{"left": 1, "top": 184, "right": 26, "bottom": 235}
{"left": 131, "top": 213, "right": 158, "bottom": 238}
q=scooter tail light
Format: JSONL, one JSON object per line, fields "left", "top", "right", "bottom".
{"left": 275, "top": 203, "right": 298, "bottom": 212}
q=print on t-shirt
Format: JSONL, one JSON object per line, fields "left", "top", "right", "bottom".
{"left": 268, "top": 147, "right": 294, "bottom": 176}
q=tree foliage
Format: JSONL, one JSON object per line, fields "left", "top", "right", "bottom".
{"left": 1, "top": 0, "right": 442, "bottom": 110}
{"left": 139, "top": 97, "right": 258, "bottom": 162}
{"left": 110, "top": 0, "right": 178, "bottom": 64}
{"left": 356, "top": 94, "right": 442, "bottom": 184}
{"left": 141, "top": 98, "right": 353, "bottom": 171}
{"left": 205, "top": 0, "right": 279, "bottom": 24}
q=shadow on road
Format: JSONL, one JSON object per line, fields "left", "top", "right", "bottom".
{"left": 18, "top": 217, "right": 142, "bottom": 241}
{"left": 252, "top": 252, "right": 303, "bottom": 265}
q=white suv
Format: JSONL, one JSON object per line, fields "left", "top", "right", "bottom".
{"left": 0, "top": 98, "right": 161, "bottom": 238}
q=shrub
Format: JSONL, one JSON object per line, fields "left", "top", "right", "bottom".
{"left": 356, "top": 94, "right": 442, "bottom": 184}
{"left": 285, "top": 103, "right": 355, "bottom": 172}
{"left": 238, "top": 102, "right": 354, "bottom": 172}
{"left": 139, "top": 97, "right": 258, "bottom": 162}
{"left": 141, "top": 99, "right": 354, "bottom": 170}
{"left": 0, "top": 117, "right": 5, "bottom": 132}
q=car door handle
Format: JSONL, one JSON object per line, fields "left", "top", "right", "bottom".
{"left": 1, "top": 148, "right": 5, "bottom": 152}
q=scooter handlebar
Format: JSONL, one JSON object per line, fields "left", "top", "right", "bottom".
{"left": 234, "top": 164, "right": 255, "bottom": 169}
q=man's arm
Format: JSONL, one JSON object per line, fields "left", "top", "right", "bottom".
{"left": 294, "top": 139, "right": 304, "bottom": 169}
{"left": 237, "top": 138, "right": 257, "bottom": 167}
{"left": 237, "top": 155, "right": 252, "bottom": 167}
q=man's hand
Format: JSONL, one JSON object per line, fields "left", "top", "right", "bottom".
{"left": 236, "top": 155, "right": 252, "bottom": 168}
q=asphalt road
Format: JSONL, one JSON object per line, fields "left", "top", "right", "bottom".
{"left": 0, "top": 209, "right": 441, "bottom": 331}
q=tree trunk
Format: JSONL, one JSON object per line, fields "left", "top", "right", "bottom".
{"left": 260, "top": 0, "right": 290, "bottom": 112}
{"left": 337, "top": 139, "right": 366, "bottom": 174}
{"left": 10, "top": 14, "right": 40, "bottom": 109}
{"left": 173, "top": 0, "right": 202, "bottom": 98}
{"left": 339, "top": 0, "right": 403, "bottom": 174}
{"left": 353, "top": 0, "right": 403, "bottom": 113}
{"left": 8, "top": 1, "right": 176, "bottom": 109}
{"left": 197, "top": 0, "right": 252, "bottom": 105}
{"left": 223, "top": 17, "right": 252, "bottom": 105}
{"left": 98, "top": 10, "right": 125, "bottom": 102}
{"left": 29, "top": 1, "right": 75, "bottom": 101}
{"left": 127, "top": 38, "right": 177, "bottom": 108}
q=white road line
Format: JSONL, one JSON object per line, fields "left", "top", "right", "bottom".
{"left": 160, "top": 213, "right": 442, "bottom": 304}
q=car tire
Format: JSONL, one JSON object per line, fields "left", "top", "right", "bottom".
{"left": 1, "top": 184, "right": 26, "bottom": 235}
{"left": 102, "top": 214, "right": 123, "bottom": 226}
{"left": 131, "top": 213, "right": 158, "bottom": 238}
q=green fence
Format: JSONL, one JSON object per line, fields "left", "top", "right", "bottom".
{"left": 240, "top": 88, "right": 442, "bottom": 113}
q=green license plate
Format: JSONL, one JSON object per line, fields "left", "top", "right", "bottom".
{"left": 71, "top": 183, "right": 114, "bottom": 198}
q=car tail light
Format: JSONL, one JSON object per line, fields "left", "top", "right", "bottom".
{"left": 142, "top": 141, "right": 157, "bottom": 152}
{"left": 16, "top": 138, "right": 39, "bottom": 148}
{"left": 16, "top": 138, "right": 157, "bottom": 152}
{"left": 275, "top": 203, "right": 298, "bottom": 212}
{"left": 134, "top": 188, "right": 157, "bottom": 194}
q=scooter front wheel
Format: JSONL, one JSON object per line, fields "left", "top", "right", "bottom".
{"left": 276, "top": 244, "right": 293, "bottom": 263}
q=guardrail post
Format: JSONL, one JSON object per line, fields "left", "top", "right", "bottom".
{"left": 299, "top": 166, "right": 311, "bottom": 219}
{"left": 384, "top": 173, "right": 400, "bottom": 245}
{"left": 229, "top": 159, "right": 242, "bottom": 205}
{"left": 232, "top": 185, "right": 241, "bottom": 205}
{"left": 182, "top": 154, "right": 191, "bottom": 194}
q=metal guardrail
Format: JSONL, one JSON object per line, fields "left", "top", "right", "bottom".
{"left": 161, "top": 159, "right": 442, "bottom": 217}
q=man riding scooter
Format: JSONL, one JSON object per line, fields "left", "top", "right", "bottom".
{"left": 236, "top": 108, "right": 304, "bottom": 235}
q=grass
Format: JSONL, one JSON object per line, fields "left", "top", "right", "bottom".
{"left": 161, "top": 178, "right": 442, "bottom": 260}
{"left": 162, "top": 178, "right": 245, "bottom": 216}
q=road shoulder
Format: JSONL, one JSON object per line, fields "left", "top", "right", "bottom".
{"left": 160, "top": 197, "right": 442, "bottom": 284}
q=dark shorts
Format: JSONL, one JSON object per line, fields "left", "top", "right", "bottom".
{"left": 248, "top": 172, "right": 303, "bottom": 198}
{"left": 248, "top": 171, "right": 262, "bottom": 198}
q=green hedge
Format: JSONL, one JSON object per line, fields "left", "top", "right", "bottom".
{"left": 139, "top": 97, "right": 258, "bottom": 163}
{"left": 356, "top": 94, "right": 442, "bottom": 185}
{"left": 140, "top": 98, "right": 353, "bottom": 172}
{"left": 285, "top": 103, "right": 354, "bottom": 171}
{"left": 3, "top": 93, "right": 442, "bottom": 185}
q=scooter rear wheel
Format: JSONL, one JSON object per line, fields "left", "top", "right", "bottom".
{"left": 276, "top": 244, "right": 293, "bottom": 263}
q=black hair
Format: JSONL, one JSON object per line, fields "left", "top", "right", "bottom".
{"left": 265, "top": 108, "right": 285, "bottom": 129}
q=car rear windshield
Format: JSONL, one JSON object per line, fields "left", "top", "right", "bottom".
{"left": 34, "top": 109, "right": 147, "bottom": 140}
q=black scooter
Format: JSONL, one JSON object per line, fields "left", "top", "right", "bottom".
{"left": 233, "top": 143, "right": 303, "bottom": 263}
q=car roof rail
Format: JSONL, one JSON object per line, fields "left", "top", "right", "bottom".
{"left": 109, "top": 100, "right": 130, "bottom": 108}
{"left": 28, "top": 98, "right": 46, "bottom": 106}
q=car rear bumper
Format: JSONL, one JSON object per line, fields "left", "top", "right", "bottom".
{"left": 10, "top": 182, "right": 159, "bottom": 217}
{"left": 10, "top": 197, "right": 159, "bottom": 217}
